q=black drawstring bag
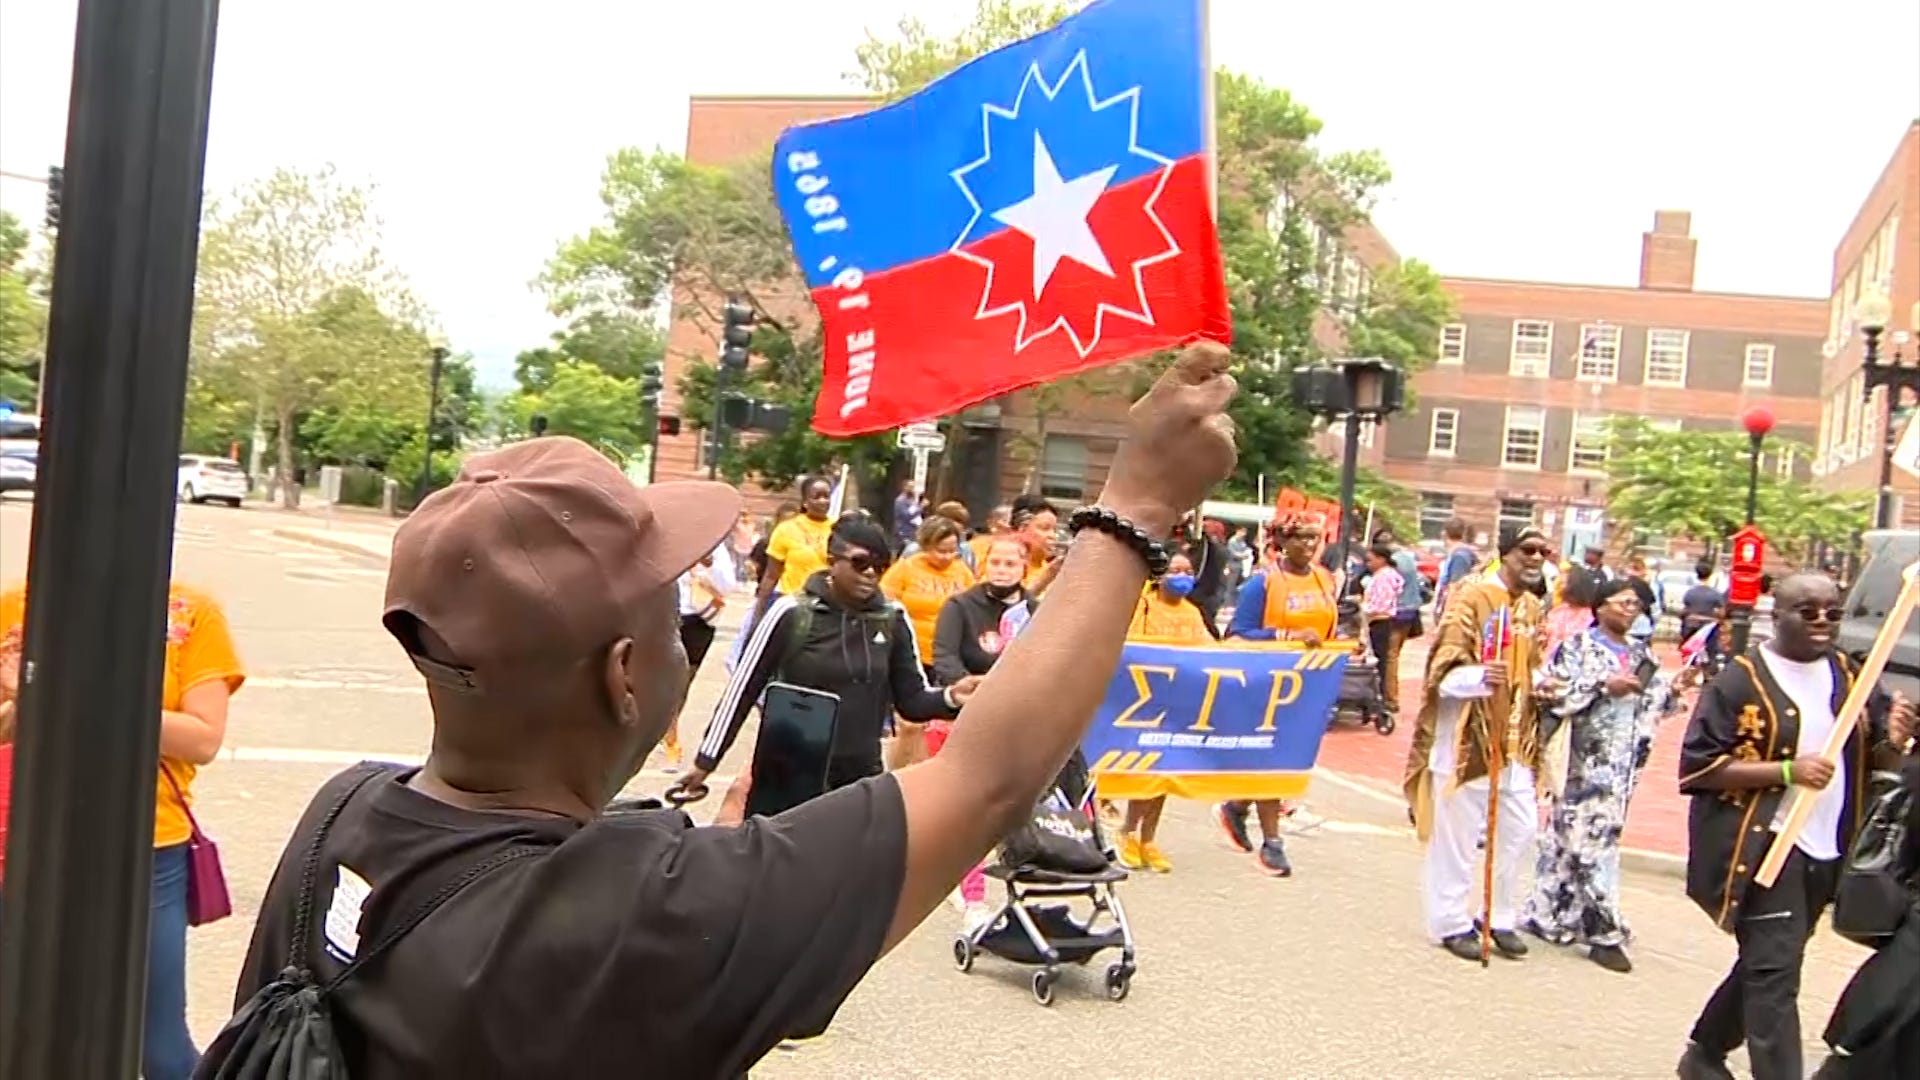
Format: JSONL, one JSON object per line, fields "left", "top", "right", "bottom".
{"left": 1832, "top": 771, "right": 1915, "bottom": 948}
{"left": 194, "top": 765, "right": 539, "bottom": 1079}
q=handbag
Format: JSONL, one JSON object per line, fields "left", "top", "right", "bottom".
{"left": 160, "top": 765, "right": 231, "bottom": 927}
{"left": 1831, "top": 770, "right": 1914, "bottom": 947}
{"left": 999, "top": 799, "right": 1108, "bottom": 875}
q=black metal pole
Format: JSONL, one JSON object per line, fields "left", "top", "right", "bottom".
{"left": 415, "top": 347, "right": 446, "bottom": 505}
{"left": 646, "top": 406, "right": 661, "bottom": 486}
{"left": 708, "top": 365, "right": 727, "bottom": 481}
{"left": 1334, "top": 411, "right": 1364, "bottom": 589}
{"left": 1728, "top": 432, "right": 1764, "bottom": 657}
{"left": 0, "top": 0, "right": 220, "bottom": 1075}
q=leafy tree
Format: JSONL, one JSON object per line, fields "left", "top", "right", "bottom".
{"left": 502, "top": 360, "right": 643, "bottom": 462}
{"left": 1603, "top": 418, "right": 1870, "bottom": 561}
{"left": 513, "top": 312, "right": 665, "bottom": 394}
{"left": 0, "top": 211, "right": 47, "bottom": 408}
{"left": 191, "top": 166, "right": 431, "bottom": 505}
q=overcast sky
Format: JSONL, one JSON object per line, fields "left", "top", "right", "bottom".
{"left": 3, "top": 0, "right": 1916, "bottom": 387}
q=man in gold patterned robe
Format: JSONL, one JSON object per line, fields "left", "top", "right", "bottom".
{"left": 1404, "top": 526, "right": 1554, "bottom": 962}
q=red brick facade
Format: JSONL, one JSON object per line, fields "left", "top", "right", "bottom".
{"left": 1811, "top": 121, "right": 1920, "bottom": 528}
{"left": 1379, "top": 211, "right": 1826, "bottom": 551}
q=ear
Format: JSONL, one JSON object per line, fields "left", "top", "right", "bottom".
{"left": 603, "top": 638, "right": 640, "bottom": 729}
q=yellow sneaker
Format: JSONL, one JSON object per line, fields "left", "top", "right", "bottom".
{"left": 1141, "top": 841, "right": 1173, "bottom": 874}
{"left": 1117, "top": 834, "right": 1147, "bottom": 870}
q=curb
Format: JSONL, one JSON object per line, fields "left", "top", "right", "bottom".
{"left": 269, "top": 527, "right": 391, "bottom": 561}
{"left": 1311, "top": 767, "right": 1688, "bottom": 880}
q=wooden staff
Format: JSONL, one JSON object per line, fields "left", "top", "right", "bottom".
{"left": 1754, "top": 561, "right": 1920, "bottom": 887}
{"left": 1481, "top": 606, "right": 1511, "bottom": 968}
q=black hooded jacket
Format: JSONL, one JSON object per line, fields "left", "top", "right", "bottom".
{"left": 693, "top": 572, "right": 954, "bottom": 774}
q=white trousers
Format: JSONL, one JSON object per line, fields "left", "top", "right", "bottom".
{"left": 1421, "top": 697, "right": 1538, "bottom": 941}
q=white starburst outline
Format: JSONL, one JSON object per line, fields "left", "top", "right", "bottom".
{"left": 949, "top": 49, "right": 1182, "bottom": 357}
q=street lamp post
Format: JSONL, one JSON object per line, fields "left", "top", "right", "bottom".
{"left": 1853, "top": 287, "right": 1919, "bottom": 530}
{"left": 415, "top": 342, "right": 450, "bottom": 507}
{"left": 1727, "top": 404, "right": 1774, "bottom": 657}
{"left": 1290, "top": 357, "right": 1405, "bottom": 583}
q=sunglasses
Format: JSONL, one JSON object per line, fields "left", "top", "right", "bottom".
{"left": 1789, "top": 605, "right": 1845, "bottom": 625}
{"left": 834, "top": 550, "right": 887, "bottom": 575}
{"left": 1514, "top": 543, "right": 1553, "bottom": 558}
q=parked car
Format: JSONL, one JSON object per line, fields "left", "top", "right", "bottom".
{"left": 1838, "top": 528, "right": 1920, "bottom": 702}
{"left": 176, "top": 454, "right": 249, "bottom": 507}
{"left": 0, "top": 449, "right": 35, "bottom": 495}
{"left": 1413, "top": 539, "right": 1445, "bottom": 585}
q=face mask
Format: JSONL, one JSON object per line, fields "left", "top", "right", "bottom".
{"left": 1162, "top": 573, "right": 1196, "bottom": 599}
{"left": 984, "top": 580, "right": 1021, "bottom": 600}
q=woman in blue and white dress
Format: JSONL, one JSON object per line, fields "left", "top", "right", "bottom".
{"left": 1523, "top": 578, "right": 1692, "bottom": 974}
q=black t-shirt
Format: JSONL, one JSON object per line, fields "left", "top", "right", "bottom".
{"left": 1681, "top": 583, "right": 1724, "bottom": 620}
{"left": 233, "top": 765, "right": 907, "bottom": 1079}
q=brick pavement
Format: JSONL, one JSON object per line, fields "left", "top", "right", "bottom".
{"left": 1311, "top": 644, "right": 1692, "bottom": 859}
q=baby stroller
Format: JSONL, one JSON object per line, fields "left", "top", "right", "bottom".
{"left": 952, "top": 751, "right": 1138, "bottom": 1006}
{"left": 1331, "top": 598, "right": 1393, "bottom": 735}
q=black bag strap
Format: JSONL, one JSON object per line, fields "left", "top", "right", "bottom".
{"left": 321, "top": 846, "right": 542, "bottom": 992}
{"left": 288, "top": 763, "right": 401, "bottom": 972}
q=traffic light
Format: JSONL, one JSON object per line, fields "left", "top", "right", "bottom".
{"left": 720, "top": 297, "right": 754, "bottom": 372}
{"left": 44, "top": 165, "right": 64, "bottom": 231}
{"left": 529, "top": 413, "right": 549, "bottom": 437}
{"left": 639, "top": 361, "right": 663, "bottom": 410}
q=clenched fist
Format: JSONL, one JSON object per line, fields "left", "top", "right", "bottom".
{"left": 1098, "top": 341, "right": 1238, "bottom": 538}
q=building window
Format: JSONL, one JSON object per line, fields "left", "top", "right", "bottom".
{"left": 1576, "top": 324, "right": 1621, "bottom": 382}
{"left": 1644, "top": 328, "right": 1690, "bottom": 386}
{"left": 1497, "top": 498, "right": 1535, "bottom": 538}
{"left": 1569, "top": 413, "right": 1609, "bottom": 473}
{"left": 1329, "top": 418, "right": 1376, "bottom": 449}
{"left": 1038, "top": 436, "right": 1087, "bottom": 501}
{"left": 1428, "top": 408, "right": 1459, "bottom": 457}
{"left": 1418, "top": 493, "right": 1454, "bottom": 540}
{"left": 1437, "top": 324, "right": 1466, "bottom": 364}
{"left": 1502, "top": 405, "right": 1545, "bottom": 469}
{"left": 1743, "top": 344, "right": 1775, "bottom": 388}
{"left": 1773, "top": 446, "right": 1797, "bottom": 479}
{"left": 1509, "top": 320, "right": 1552, "bottom": 377}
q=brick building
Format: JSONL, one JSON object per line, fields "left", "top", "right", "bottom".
{"left": 1381, "top": 211, "right": 1826, "bottom": 551}
{"left": 1811, "top": 120, "right": 1920, "bottom": 527}
{"left": 661, "top": 93, "right": 1400, "bottom": 518}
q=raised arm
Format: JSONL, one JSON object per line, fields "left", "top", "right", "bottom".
{"left": 883, "top": 343, "right": 1237, "bottom": 951}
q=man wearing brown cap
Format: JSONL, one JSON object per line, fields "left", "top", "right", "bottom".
{"left": 206, "top": 345, "right": 1239, "bottom": 1078}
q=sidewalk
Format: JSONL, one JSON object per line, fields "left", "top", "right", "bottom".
{"left": 267, "top": 519, "right": 396, "bottom": 560}
{"left": 1312, "top": 640, "right": 1691, "bottom": 869}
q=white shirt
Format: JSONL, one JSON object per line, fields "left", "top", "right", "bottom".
{"left": 1761, "top": 646, "right": 1846, "bottom": 861}
{"left": 676, "top": 547, "right": 737, "bottom": 621}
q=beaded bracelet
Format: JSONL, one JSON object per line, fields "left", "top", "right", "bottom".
{"left": 1067, "top": 505, "right": 1172, "bottom": 580}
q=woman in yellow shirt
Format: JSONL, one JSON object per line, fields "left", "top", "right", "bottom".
{"left": 0, "top": 581, "right": 243, "bottom": 1080}
{"left": 1117, "top": 552, "right": 1212, "bottom": 873}
{"left": 757, "top": 476, "right": 836, "bottom": 601}
{"left": 880, "top": 516, "right": 977, "bottom": 676}
{"left": 879, "top": 516, "right": 975, "bottom": 772}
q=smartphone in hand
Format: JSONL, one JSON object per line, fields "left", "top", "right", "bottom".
{"left": 744, "top": 683, "right": 840, "bottom": 818}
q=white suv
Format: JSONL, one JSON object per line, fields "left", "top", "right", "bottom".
{"left": 177, "top": 454, "right": 250, "bottom": 507}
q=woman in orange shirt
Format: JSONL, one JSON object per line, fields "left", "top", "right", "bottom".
{"left": 1116, "top": 551, "right": 1212, "bottom": 873}
{"left": 0, "top": 582, "right": 244, "bottom": 1080}
{"left": 1216, "top": 514, "right": 1341, "bottom": 878}
{"left": 880, "top": 516, "right": 975, "bottom": 770}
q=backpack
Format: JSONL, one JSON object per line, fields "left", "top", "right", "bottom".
{"left": 195, "top": 765, "right": 543, "bottom": 1079}
{"left": 1831, "top": 770, "right": 1916, "bottom": 948}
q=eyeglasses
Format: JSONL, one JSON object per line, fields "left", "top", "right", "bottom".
{"left": 835, "top": 550, "right": 886, "bottom": 576}
{"left": 1790, "top": 605, "right": 1845, "bottom": 625}
{"left": 1603, "top": 595, "right": 1642, "bottom": 611}
{"left": 1515, "top": 543, "right": 1553, "bottom": 558}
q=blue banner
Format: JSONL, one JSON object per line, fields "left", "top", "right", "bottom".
{"left": 1086, "top": 642, "right": 1350, "bottom": 801}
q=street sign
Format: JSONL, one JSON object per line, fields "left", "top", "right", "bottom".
{"left": 911, "top": 448, "right": 930, "bottom": 493}
{"left": 898, "top": 422, "right": 945, "bottom": 452}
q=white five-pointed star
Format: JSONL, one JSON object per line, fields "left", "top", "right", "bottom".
{"left": 990, "top": 132, "right": 1119, "bottom": 299}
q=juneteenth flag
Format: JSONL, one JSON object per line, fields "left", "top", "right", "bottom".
{"left": 770, "top": 0, "right": 1230, "bottom": 437}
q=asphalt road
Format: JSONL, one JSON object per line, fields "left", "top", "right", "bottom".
{"left": 0, "top": 495, "right": 1879, "bottom": 1077}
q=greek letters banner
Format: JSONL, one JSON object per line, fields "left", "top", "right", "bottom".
{"left": 1086, "top": 642, "right": 1349, "bottom": 802}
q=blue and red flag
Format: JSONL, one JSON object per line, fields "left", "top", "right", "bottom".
{"left": 1480, "top": 606, "right": 1512, "bottom": 663}
{"left": 771, "top": 0, "right": 1230, "bottom": 437}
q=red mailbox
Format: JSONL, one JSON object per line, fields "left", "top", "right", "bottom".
{"left": 1728, "top": 524, "right": 1767, "bottom": 607}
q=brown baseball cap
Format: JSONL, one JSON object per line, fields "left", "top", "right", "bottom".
{"left": 383, "top": 437, "right": 741, "bottom": 691}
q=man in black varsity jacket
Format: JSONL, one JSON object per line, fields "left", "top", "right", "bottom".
{"left": 1675, "top": 571, "right": 1915, "bottom": 1080}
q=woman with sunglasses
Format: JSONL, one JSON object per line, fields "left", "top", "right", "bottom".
{"left": 1523, "top": 578, "right": 1688, "bottom": 974}
{"left": 1215, "top": 513, "right": 1344, "bottom": 877}
{"left": 685, "top": 515, "right": 981, "bottom": 807}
